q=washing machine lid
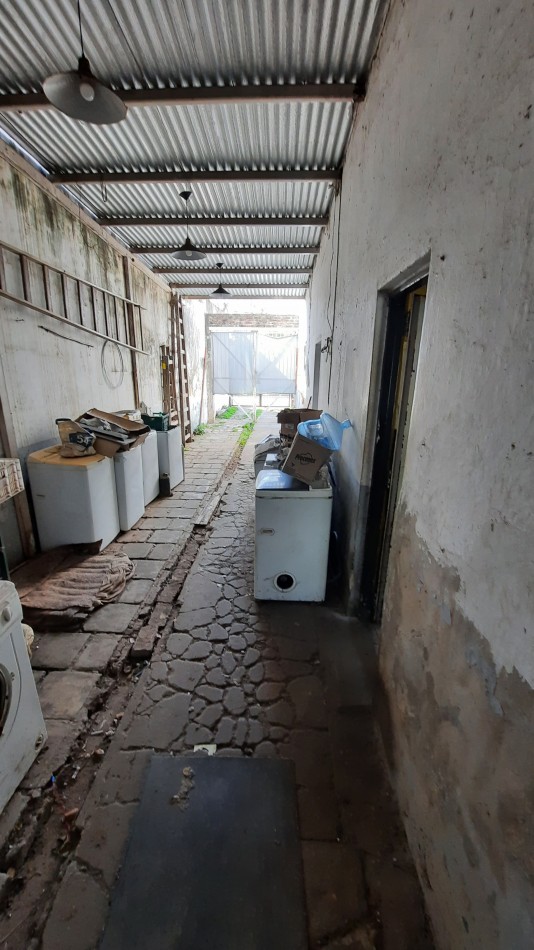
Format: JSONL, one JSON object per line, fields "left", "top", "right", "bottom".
{"left": 255, "top": 470, "right": 304, "bottom": 492}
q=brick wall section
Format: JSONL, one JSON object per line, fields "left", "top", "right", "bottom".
{"left": 208, "top": 314, "right": 299, "bottom": 329}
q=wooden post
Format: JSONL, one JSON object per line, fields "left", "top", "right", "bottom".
{"left": 0, "top": 352, "right": 35, "bottom": 559}
{"left": 122, "top": 257, "right": 140, "bottom": 407}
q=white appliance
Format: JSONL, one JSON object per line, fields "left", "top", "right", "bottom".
{"left": 0, "top": 581, "right": 47, "bottom": 813}
{"left": 114, "top": 444, "right": 145, "bottom": 531}
{"left": 157, "top": 428, "right": 184, "bottom": 489}
{"left": 28, "top": 445, "right": 119, "bottom": 550}
{"left": 140, "top": 430, "right": 159, "bottom": 505}
{"left": 254, "top": 469, "right": 333, "bottom": 602}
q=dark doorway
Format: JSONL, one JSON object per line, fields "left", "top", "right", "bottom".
{"left": 360, "top": 281, "right": 427, "bottom": 621}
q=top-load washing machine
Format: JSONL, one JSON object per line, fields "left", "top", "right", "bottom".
{"left": 0, "top": 582, "right": 47, "bottom": 813}
{"left": 254, "top": 468, "right": 333, "bottom": 602}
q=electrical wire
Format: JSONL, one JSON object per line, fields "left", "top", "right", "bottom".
{"left": 101, "top": 339, "right": 125, "bottom": 389}
{"left": 327, "top": 181, "right": 343, "bottom": 403}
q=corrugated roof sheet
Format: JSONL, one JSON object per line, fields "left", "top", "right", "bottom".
{"left": 62, "top": 179, "right": 334, "bottom": 219}
{"left": 0, "top": 101, "right": 351, "bottom": 173}
{"left": 105, "top": 223, "right": 323, "bottom": 248}
{"left": 137, "top": 251, "right": 317, "bottom": 270}
{"left": 0, "top": 0, "right": 388, "bottom": 289}
{"left": 0, "top": 0, "right": 386, "bottom": 92}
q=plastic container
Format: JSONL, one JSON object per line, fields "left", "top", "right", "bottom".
{"left": 141, "top": 412, "right": 169, "bottom": 432}
{"left": 296, "top": 412, "right": 351, "bottom": 450}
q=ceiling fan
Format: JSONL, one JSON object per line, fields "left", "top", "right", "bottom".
{"left": 43, "top": 0, "right": 127, "bottom": 124}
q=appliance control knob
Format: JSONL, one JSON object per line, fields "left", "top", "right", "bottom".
{"left": 1, "top": 607, "right": 11, "bottom": 623}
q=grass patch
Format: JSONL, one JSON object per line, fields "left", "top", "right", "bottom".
{"left": 193, "top": 423, "right": 208, "bottom": 435}
{"left": 218, "top": 405, "right": 238, "bottom": 419}
{"left": 238, "top": 421, "right": 255, "bottom": 446}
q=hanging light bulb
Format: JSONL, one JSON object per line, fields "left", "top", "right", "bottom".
{"left": 43, "top": 0, "right": 127, "bottom": 125}
{"left": 211, "top": 262, "right": 231, "bottom": 297}
{"left": 172, "top": 191, "right": 207, "bottom": 261}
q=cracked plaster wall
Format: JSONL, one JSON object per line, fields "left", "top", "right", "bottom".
{"left": 307, "top": 0, "right": 534, "bottom": 945}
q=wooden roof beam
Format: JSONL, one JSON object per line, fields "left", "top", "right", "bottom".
{"left": 101, "top": 214, "right": 328, "bottom": 228}
{"left": 0, "top": 83, "right": 362, "bottom": 114}
{"left": 169, "top": 281, "right": 308, "bottom": 290}
{"left": 133, "top": 245, "right": 319, "bottom": 256}
{"left": 50, "top": 169, "right": 341, "bottom": 185}
{"left": 153, "top": 266, "right": 314, "bottom": 275}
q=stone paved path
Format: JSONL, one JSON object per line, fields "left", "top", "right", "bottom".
{"left": 23, "top": 413, "right": 432, "bottom": 949}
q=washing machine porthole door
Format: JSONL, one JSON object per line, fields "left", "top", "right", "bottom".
{"left": 0, "top": 665, "right": 13, "bottom": 736}
{"left": 274, "top": 573, "right": 296, "bottom": 592}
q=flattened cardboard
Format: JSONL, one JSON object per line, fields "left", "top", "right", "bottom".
{"left": 77, "top": 408, "right": 149, "bottom": 457}
{"left": 281, "top": 433, "right": 332, "bottom": 486}
{"left": 277, "top": 408, "right": 321, "bottom": 439}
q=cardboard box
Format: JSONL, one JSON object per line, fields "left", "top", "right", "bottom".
{"left": 277, "top": 408, "right": 322, "bottom": 438}
{"left": 77, "top": 408, "right": 149, "bottom": 457}
{"left": 281, "top": 433, "right": 332, "bottom": 486}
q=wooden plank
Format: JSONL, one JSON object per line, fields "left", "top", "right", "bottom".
{"left": 98, "top": 215, "right": 329, "bottom": 228}
{"left": 50, "top": 170, "right": 341, "bottom": 185}
{"left": 0, "top": 355, "right": 35, "bottom": 559}
{"left": 122, "top": 257, "right": 140, "bottom": 407}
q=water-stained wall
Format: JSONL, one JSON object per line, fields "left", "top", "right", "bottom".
{"left": 0, "top": 144, "right": 170, "bottom": 564}
{"left": 307, "top": 0, "right": 534, "bottom": 945}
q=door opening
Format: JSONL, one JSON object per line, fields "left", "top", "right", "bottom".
{"left": 360, "top": 280, "right": 427, "bottom": 621}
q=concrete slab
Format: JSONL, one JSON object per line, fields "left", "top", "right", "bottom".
{"left": 118, "top": 579, "right": 153, "bottom": 604}
{"left": 31, "top": 632, "right": 89, "bottom": 670}
{"left": 84, "top": 603, "right": 138, "bottom": 633}
{"left": 131, "top": 559, "right": 163, "bottom": 579}
{"left": 41, "top": 862, "right": 109, "bottom": 950}
{"left": 37, "top": 671, "right": 101, "bottom": 721}
{"left": 74, "top": 635, "right": 121, "bottom": 672}
{"left": 148, "top": 544, "right": 175, "bottom": 559}
{"left": 120, "top": 542, "right": 153, "bottom": 558}
{"left": 21, "top": 719, "right": 81, "bottom": 789}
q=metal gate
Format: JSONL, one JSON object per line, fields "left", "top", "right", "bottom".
{"left": 212, "top": 331, "right": 297, "bottom": 396}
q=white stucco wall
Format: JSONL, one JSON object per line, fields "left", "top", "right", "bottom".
{"left": 0, "top": 145, "right": 170, "bottom": 562}
{"left": 308, "top": 0, "right": 533, "bottom": 687}
{"left": 307, "top": 0, "right": 533, "bottom": 944}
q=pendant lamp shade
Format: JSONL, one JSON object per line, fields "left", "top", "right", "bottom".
{"left": 43, "top": 56, "right": 127, "bottom": 125}
{"left": 43, "top": 0, "right": 126, "bottom": 125}
{"left": 211, "top": 262, "right": 231, "bottom": 297}
{"left": 172, "top": 190, "right": 207, "bottom": 261}
{"left": 172, "top": 236, "right": 207, "bottom": 261}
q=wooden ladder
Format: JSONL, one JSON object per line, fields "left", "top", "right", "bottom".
{"left": 172, "top": 296, "right": 193, "bottom": 444}
{"left": 0, "top": 239, "right": 145, "bottom": 351}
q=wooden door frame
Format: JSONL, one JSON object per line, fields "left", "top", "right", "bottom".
{"left": 350, "top": 256, "right": 430, "bottom": 620}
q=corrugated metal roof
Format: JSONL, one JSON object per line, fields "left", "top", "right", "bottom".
{"left": 178, "top": 287, "right": 306, "bottom": 298}
{"left": 0, "top": 0, "right": 386, "bottom": 92}
{"left": 137, "top": 251, "right": 317, "bottom": 270}
{"left": 63, "top": 179, "right": 334, "bottom": 219}
{"left": 171, "top": 272, "right": 308, "bottom": 287}
{"left": 0, "top": 0, "right": 388, "bottom": 289}
{"left": 0, "top": 101, "right": 351, "bottom": 173}
{"left": 105, "top": 223, "right": 323, "bottom": 248}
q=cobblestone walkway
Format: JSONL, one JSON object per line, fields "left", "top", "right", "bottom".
{"left": 37, "top": 414, "right": 432, "bottom": 950}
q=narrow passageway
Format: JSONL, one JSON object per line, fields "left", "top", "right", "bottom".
{"left": 39, "top": 412, "right": 432, "bottom": 950}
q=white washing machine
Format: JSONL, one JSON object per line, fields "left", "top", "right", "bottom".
{"left": 254, "top": 469, "right": 333, "bottom": 602}
{"left": 0, "top": 582, "right": 47, "bottom": 813}
{"left": 157, "top": 428, "right": 184, "bottom": 489}
{"left": 114, "top": 444, "right": 145, "bottom": 531}
{"left": 141, "top": 430, "right": 159, "bottom": 505}
{"left": 28, "top": 445, "right": 119, "bottom": 551}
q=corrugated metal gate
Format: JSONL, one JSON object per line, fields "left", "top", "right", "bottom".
{"left": 212, "top": 331, "right": 297, "bottom": 396}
